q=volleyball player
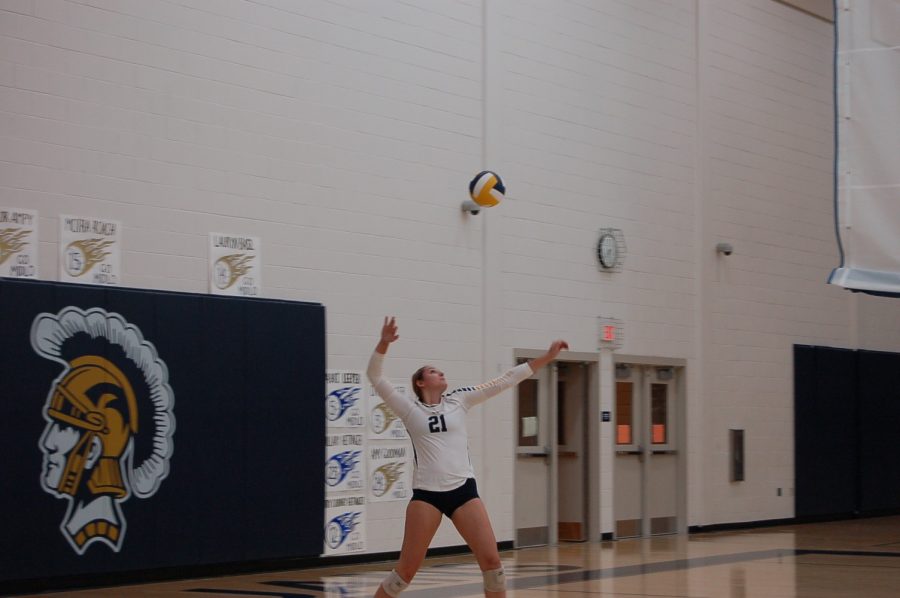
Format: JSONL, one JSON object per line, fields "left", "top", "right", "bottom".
{"left": 368, "top": 316, "right": 568, "bottom": 598}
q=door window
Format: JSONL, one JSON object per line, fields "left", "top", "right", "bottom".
{"left": 651, "top": 383, "right": 668, "bottom": 445}
{"left": 517, "top": 378, "right": 540, "bottom": 449}
{"left": 616, "top": 381, "right": 635, "bottom": 447}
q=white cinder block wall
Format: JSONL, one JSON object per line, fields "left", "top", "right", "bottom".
{"left": 701, "top": 0, "right": 845, "bottom": 525}
{"left": 489, "top": 0, "right": 700, "bottom": 541}
{"left": 3, "top": 0, "right": 899, "bottom": 554}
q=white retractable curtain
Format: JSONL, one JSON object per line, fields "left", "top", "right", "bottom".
{"left": 829, "top": 0, "right": 900, "bottom": 295}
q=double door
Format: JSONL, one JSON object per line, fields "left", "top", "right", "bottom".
{"left": 613, "top": 363, "right": 682, "bottom": 538}
{"left": 514, "top": 360, "right": 591, "bottom": 546}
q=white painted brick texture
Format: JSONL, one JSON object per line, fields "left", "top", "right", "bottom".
{"left": 703, "top": 0, "right": 847, "bottom": 524}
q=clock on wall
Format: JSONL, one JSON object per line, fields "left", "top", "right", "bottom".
{"left": 596, "top": 228, "right": 625, "bottom": 270}
{"left": 598, "top": 233, "right": 617, "bottom": 268}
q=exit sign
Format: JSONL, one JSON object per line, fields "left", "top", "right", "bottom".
{"left": 597, "top": 317, "right": 623, "bottom": 350}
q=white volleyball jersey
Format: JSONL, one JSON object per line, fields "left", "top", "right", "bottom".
{"left": 367, "top": 352, "right": 533, "bottom": 492}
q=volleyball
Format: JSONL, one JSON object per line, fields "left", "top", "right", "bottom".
{"left": 468, "top": 170, "right": 506, "bottom": 207}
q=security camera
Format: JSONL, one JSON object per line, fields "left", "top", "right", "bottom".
{"left": 716, "top": 242, "right": 733, "bottom": 256}
{"left": 461, "top": 200, "right": 481, "bottom": 215}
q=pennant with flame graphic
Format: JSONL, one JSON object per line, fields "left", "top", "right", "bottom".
{"left": 0, "top": 227, "right": 29, "bottom": 266}
{"left": 64, "top": 238, "right": 115, "bottom": 277}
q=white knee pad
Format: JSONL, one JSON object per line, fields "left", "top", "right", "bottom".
{"left": 483, "top": 567, "right": 506, "bottom": 592}
{"left": 381, "top": 569, "right": 409, "bottom": 598}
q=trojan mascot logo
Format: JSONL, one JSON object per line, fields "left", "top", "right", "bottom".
{"left": 31, "top": 307, "right": 175, "bottom": 555}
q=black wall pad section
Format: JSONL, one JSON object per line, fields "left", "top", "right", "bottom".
{"left": 857, "top": 350, "right": 900, "bottom": 513}
{"left": 0, "top": 278, "right": 326, "bottom": 590}
{"left": 794, "top": 345, "right": 857, "bottom": 518}
{"left": 795, "top": 344, "right": 900, "bottom": 520}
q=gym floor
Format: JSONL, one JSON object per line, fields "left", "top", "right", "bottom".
{"left": 22, "top": 516, "right": 900, "bottom": 597}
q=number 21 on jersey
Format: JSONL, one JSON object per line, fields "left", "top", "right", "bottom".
{"left": 428, "top": 414, "right": 447, "bottom": 433}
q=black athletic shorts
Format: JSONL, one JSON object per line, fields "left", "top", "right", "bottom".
{"left": 411, "top": 477, "right": 479, "bottom": 518}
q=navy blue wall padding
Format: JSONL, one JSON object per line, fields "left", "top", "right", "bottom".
{"left": 794, "top": 345, "right": 858, "bottom": 518}
{"left": 0, "top": 278, "right": 325, "bottom": 586}
{"left": 857, "top": 350, "right": 900, "bottom": 512}
{"left": 795, "top": 345, "right": 900, "bottom": 519}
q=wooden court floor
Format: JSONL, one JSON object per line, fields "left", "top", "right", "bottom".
{"left": 21, "top": 516, "right": 900, "bottom": 597}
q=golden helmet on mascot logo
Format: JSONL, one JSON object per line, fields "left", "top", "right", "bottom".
{"left": 46, "top": 355, "right": 138, "bottom": 498}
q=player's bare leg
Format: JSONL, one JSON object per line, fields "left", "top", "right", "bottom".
{"left": 374, "top": 500, "right": 442, "bottom": 597}
{"left": 451, "top": 498, "right": 506, "bottom": 598}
